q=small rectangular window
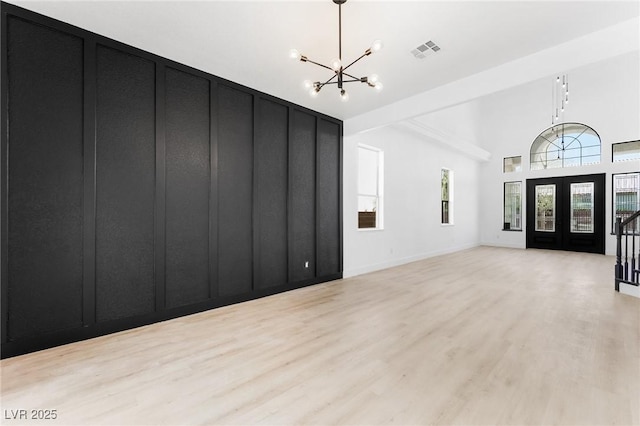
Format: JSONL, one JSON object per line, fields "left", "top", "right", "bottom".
{"left": 503, "top": 182, "right": 521, "bottom": 230}
{"left": 613, "top": 172, "right": 640, "bottom": 232}
{"left": 441, "top": 168, "right": 453, "bottom": 224}
{"left": 503, "top": 156, "right": 522, "bottom": 173}
{"left": 612, "top": 140, "right": 640, "bottom": 162}
{"left": 358, "top": 145, "right": 383, "bottom": 229}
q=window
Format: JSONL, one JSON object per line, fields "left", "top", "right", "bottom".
{"left": 358, "top": 145, "right": 383, "bottom": 229}
{"left": 441, "top": 168, "right": 453, "bottom": 224}
{"left": 613, "top": 172, "right": 640, "bottom": 232}
{"left": 503, "top": 182, "right": 521, "bottom": 230}
{"left": 612, "top": 140, "right": 640, "bottom": 162}
{"left": 503, "top": 156, "right": 522, "bottom": 173}
{"left": 530, "top": 123, "right": 600, "bottom": 170}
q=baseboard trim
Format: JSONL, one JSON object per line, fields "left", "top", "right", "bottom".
{"left": 480, "top": 241, "right": 525, "bottom": 249}
{"left": 343, "top": 243, "right": 479, "bottom": 278}
{"left": 619, "top": 282, "right": 640, "bottom": 298}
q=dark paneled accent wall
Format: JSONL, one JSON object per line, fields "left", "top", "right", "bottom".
{"left": 6, "top": 16, "right": 84, "bottom": 339}
{"left": 255, "top": 98, "right": 288, "bottom": 289}
{"left": 218, "top": 85, "right": 254, "bottom": 297}
{"left": 95, "top": 45, "right": 157, "bottom": 322}
{"left": 0, "top": 4, "right": 342, "bottom": 358}
{"left": 317, "top": 119, "right": 342, "bottom": 277}
{"left": 164, "top": 67, "right": 211, "bottom": 308}
{"left": 289, "top": 111, "right": 317, "bottom": 282}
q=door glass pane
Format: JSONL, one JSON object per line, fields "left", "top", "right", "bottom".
{"left": 535, "top": 184, "right": 555, "bottom": 232}
{"left": 570, "top": 182, "right": 594, "bottom": 233}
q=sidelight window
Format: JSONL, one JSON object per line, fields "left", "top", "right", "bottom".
{"left": 613, "top": 172, "right": 640, "bottom": 232}
{"left": 358, "top": 145, "right": 383, "bottom": 229}
{"left": 503, "top": 182, "right": 522, "bottom": 230}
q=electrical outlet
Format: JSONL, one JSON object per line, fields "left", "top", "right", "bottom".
{"left": 304, "top": 261, "right": 309, "bottom": 268}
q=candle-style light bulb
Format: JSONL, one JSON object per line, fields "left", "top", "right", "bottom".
{"left": 289, "top": 49, "right": 301, "bottom": 60}
{"left": 370, "top": 39, "right": 384, "bottom": 53}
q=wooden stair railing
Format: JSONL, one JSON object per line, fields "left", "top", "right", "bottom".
{"left": 615, "top": 210, "right": 640, "bottom": 291}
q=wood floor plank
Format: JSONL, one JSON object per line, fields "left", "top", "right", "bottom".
{"left": 1, "top": 246, "right": 638, "bottom": 425}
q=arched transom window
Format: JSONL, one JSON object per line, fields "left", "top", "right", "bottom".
{"left": 530, "top": 123, "right": 601, "bottom": 170}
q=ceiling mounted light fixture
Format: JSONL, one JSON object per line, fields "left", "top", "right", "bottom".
{"left": 289, "top": 0, "right": 383, "bottom": 102}
{"left": 550, "top": 74, "right": 570, "bottom": 159}
{"left": 552, "top": 73, "right": 569, "bottom": 124}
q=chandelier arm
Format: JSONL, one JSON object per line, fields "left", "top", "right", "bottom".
{"left": 341, "top": 71, "right": 362, "bottom": 81}
{"left": 317, "top": 74, "right": 339, "bottom": 90}
{"left": 323, "top": 78, "right": 361, "bottom": 85}
{"left": 304, "top": 58, "right": 336, "bottom": 72}
{"left": 341, "top": 53, "right": 368, "bottom": 73}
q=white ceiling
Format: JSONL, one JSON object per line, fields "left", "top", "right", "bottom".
{"left": 7, "top": 0, "right": 640, "bottom": 121}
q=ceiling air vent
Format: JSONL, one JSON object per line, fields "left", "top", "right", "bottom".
{"left": 411, "top": 40, "right": 441, "bottom": 59}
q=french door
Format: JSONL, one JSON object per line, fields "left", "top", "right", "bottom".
{"left": 526, "top": 174, "right": 605, "bottom": 254}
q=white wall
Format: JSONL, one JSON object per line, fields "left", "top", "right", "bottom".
{"left": 342, "top": 49, "right": 638, "bottom": 278}
{"left": 477, "top": 51, "right": 640, "bottom": 254}
{"left": 343, "top": 125, "right": 481, "bottom": 277}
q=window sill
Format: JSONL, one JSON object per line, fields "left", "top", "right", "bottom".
{"left": 502, "top": 229, "right": 522, "bottom": 232}
{"left": 358, "top": 228, "right": 384, "bottom": 232}
{"left": 440, "top": 223, "right": 455, "bottom": 227}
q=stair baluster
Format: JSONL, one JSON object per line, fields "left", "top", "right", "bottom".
{"left": 616, "top": 211, "right": 640, "bottom": 291}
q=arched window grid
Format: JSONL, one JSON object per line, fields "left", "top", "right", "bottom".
{"left": 530, "top": 123, "right": 601, "bottom": 170}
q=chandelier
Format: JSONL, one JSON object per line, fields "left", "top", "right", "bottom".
{"left": 552, "top": 73, "right": 569, "bottom": 124}
{"left": 551, "top": 73, "right": 570, "bottom": 159}
{"left": 289, "top": 0, "right": 383, "bottom": 102}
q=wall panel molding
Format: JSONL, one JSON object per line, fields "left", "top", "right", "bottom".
{"left": 6, "top": 15, "right": 85, "bottom": 339}
{"left": 164, "top": 66, "right": 211, "bottom": 308}
{"left": 82, "top": 35, "right": 97, "bottom": 327}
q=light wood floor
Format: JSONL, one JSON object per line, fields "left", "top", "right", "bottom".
{"left": 1, "top": 247, "right": 638, "bottom": 425}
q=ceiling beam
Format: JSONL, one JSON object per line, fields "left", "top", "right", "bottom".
{"left": 392, "top": 119, "right": 491, "bottom": 162}
{"left": 345, "top": 17, "right": 640, "bottom": 136}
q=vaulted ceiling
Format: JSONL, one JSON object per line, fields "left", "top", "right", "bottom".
{"left": 7, "top": 1, "right": 640, "bottom": 121}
